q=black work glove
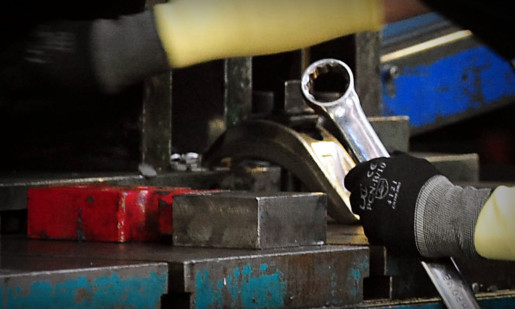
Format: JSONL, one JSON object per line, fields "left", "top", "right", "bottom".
{"left": 344, "top": 153, "right": 439, "bottom": 255}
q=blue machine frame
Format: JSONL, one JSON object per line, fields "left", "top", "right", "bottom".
{"left": 380, "top": 14, "right": 515, "bottom": 134}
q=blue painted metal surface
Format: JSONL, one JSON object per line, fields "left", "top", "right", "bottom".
{"left": 1, "top": 236, "right": 370, "bottom": 308}
{"left": 382, "top": 45, "right": 515, "bottom": 132}
{"left": 0, "top": 264, "right": 168, "bottom": 308}
{"left": 380, "top": 13, "right": 515, "bottom": 133}
{"left": 185, "top": 246, "right": 369, "bottom": 308}
{"left": 194, "top": 263, "right": 287, "bottom": 309}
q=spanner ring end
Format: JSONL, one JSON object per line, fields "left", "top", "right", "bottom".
{"left": 301, "top": 58, "right": 355, "bottom": 108}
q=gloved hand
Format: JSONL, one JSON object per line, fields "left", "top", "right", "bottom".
{"left": 344, "top": 153, "right": 492, "bottom": 258}
{"left": 3, "top": 0, "right": 385, "bottom": 95}
{"left": 3, "top": 0, "right": 384, "bottom": 95}
{"left": 344, "top": 153, "right": 439, "bottom": 255}
{"left": 153, "top": 0, "right": 384, "bottom": 68}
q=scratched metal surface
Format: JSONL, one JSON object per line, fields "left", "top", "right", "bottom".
{"left": 0, "top": 256, "right": 168, "bottom": 308}
{"left": 1, "top": 235, "right": 369, "bottom": 308}
{"left": 381, "top": 23, "right": 515, "bottom": 135}
{"left": 181, "top": 245, "right": 369, "bottom": 308}
{"left": 2, "top": 230, "right": 515, "bottom": 308}
{"left": 173, "top": 191, "right": 327, "bottom": 249}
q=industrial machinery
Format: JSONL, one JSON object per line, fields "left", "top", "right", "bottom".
{"left": 1, "top": 1, "right": 514, "bottom": 308}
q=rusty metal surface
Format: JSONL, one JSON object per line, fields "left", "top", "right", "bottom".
{"left": 0, "top": 255, "right": 168, "bottom": 308}
{"left": 1, "top": 235, "right": 369, "bottom": 308}
{"left": 173, "top": 191, "right": 327, "bottom": 249}
{"left": 181, "top": 245, "right": 369, "bottom": 308}
{"left": 3, "top": 233, "right": 514, "bottom": 307}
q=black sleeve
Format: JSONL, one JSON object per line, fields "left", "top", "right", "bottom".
{"left": 420, "top": 0, "right": 515, "bottom": 61}
{"left": 0, "top": 21, "right": 100, "bottom": 97}
{"left": 0, "top": 11, "right": 169, "bottom": 97}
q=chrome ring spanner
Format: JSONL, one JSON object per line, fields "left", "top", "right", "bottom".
{"left": 301, "top": 58, "right": 481, "bottom": 309}
{"left": 301, "top": 58, "right": 388, "bottom": 162}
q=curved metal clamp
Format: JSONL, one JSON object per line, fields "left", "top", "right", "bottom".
{"left": 203, "top": 119, "right": 357, "bottom": 223}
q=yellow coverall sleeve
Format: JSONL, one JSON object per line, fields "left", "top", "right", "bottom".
{"left": 153, "top": 0, "right": 384, "bottom": 68}
{"left": 474, "top": 186, "right": 515, "bottom": 261}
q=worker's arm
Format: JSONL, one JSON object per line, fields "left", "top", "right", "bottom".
{"left": 2, "top": 0, "right": 433, "bottom": 95}
{"left": 344, "top": 154, "right": 515, "bottom": 261}
{"left": 474, "top": 186, "right": 515, "bottom": 260}
{"left": 5, "top": 0, "right": 402, "bottom": 95}
{"left": 153, "top": 0, "right": 386, "bottom": 68}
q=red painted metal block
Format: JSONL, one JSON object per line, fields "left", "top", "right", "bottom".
{"left": 27, "top": 185, "right": 197, "bottom": 242}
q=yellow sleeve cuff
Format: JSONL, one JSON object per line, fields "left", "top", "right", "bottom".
{"left": 474, "top": 186, "right": 515, "bottom": 261}
{"left": 153, "top": 0, "right": 384, "bottom": 68}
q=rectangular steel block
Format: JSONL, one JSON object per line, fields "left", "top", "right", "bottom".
{"left": 173, "top": 191, "right": 327, "bottom": 249}
{"left": 27, "top": 185, "right": 196, "bottom": 242}
{"left": 422, "top": 152, "right": 479, "bottom": 182}
{"left": 369, "top": 116, "right": 410, "bottom": 153}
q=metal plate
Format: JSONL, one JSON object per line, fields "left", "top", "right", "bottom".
{"left": 1, "top": 236, "right": 369, "bottom": 308}
{"left": 0, "top": 256, "right": 168, "bottom": 308}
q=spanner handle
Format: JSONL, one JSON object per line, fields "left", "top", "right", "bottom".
{"left": 301, "top": 58, "right": 481, "bottom": 309}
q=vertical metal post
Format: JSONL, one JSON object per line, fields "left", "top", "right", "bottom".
{"left": 354, "top": 32, "right": 383, "bottom": 117}
{"left": 139, "top": 0, "right": 173, "bottom": 174}
{"left": 141, "top": 72, "right": 173, "bottom": 173}
{"left": 224, "top": 57, "right": 253, "bottom": 127}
